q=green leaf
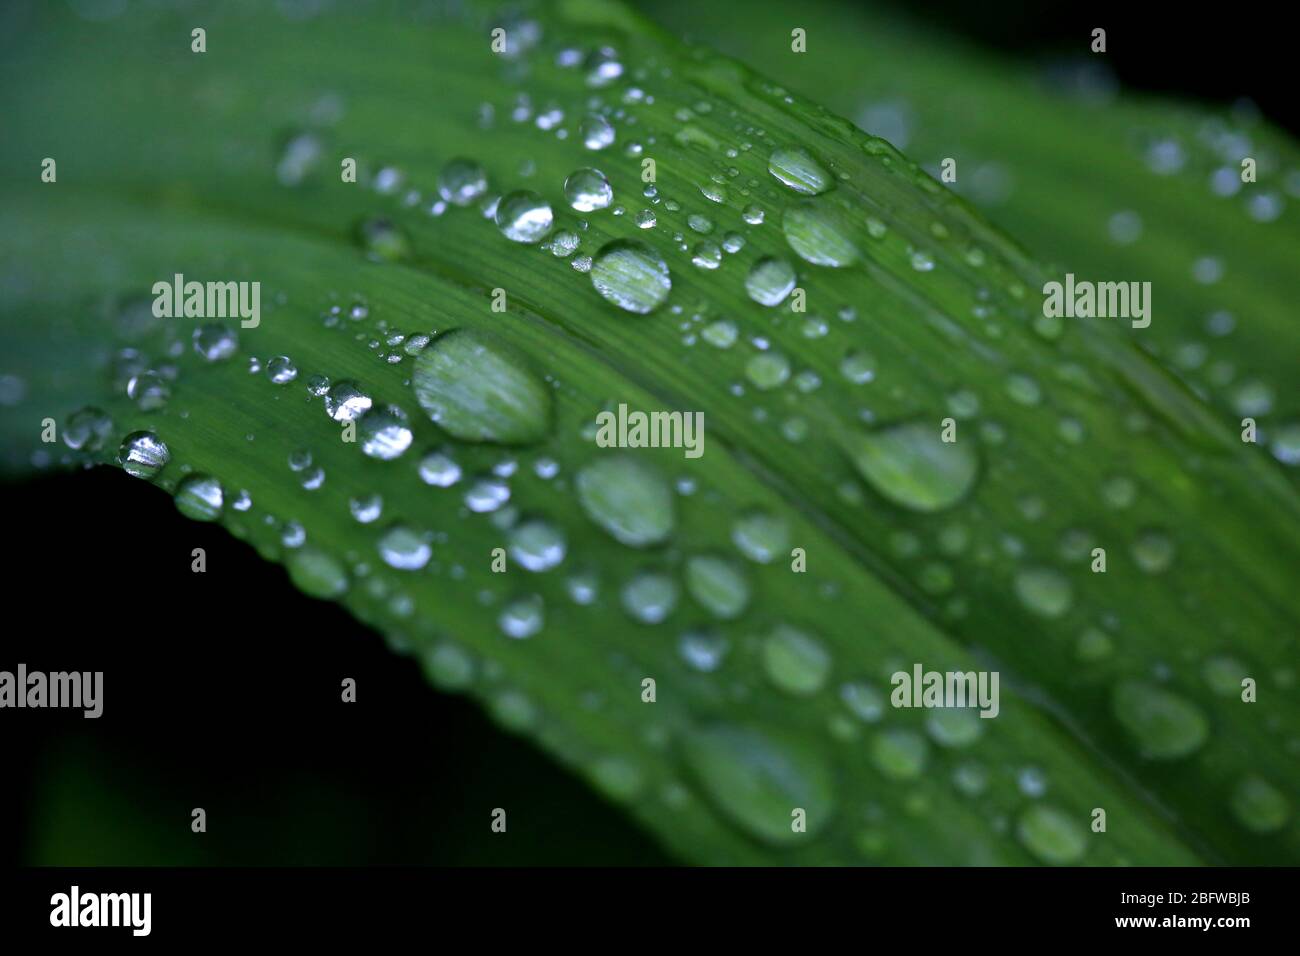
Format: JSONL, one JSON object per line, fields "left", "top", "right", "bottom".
{"left": 1, "top": 0, "right": 1296, "bottom": 864}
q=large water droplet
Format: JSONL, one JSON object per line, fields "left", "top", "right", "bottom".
{"left": 495, "top": 190, "right": 553, "bottom": 243}
{"left": 412, "top": 329, "right": 551, "bottom": 444}
{"left": 768, "top": 146, "right": 833, "bottom": 195}
{"left": 1111, "top": 679, "right": 1209, "bottom": 760}
{"left": 783, "top": 202, "right": 859, "bottom": 267}
{"left": 845, "top": 421, "right": 978, "bottom": 513}
{"left": 590, "top": 240, "right": 672, "bottom": 314}
{"left": 681, "top": 724, "right": 836, "bottom": 845}
{"left": 576, "top": 455, "right": 675, "bottom": 547}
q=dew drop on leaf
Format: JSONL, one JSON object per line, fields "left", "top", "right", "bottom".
{"left": 590, "top": 240, "right": 672, "bottom": 314}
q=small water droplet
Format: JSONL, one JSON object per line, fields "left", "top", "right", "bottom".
{"left": 324, "top": 381, "right": 373, "bottom": 422}
{"left": 358, "top": 403, "right": 414, "bottom": 460}
{"left": 783, "top": 202, "right": 859, "bottom": 267}
{"left": 508, "top": 518, "right": 567, "bottom": 572}
{"left": 1111, "top": 679, "right": 1208, "bottom": 760}
{"left": 745, "top": 256, "right": 796, "bottom": 307}
{"left": 193, "top": 323, "right": 238, "bottom": 362}
{"left": 564, "top": 168, "right": 613, "bottom": 211}
{"left": 762, "top": 624, "right": 831, "bottom": 695}
{"left": 378, "top": 525, "right": 431, "bottom": 570}
{"left": 437, "top": 158, "right": 488, "bottom": 206}
{"left": 846, "top": 421, "right": 978, "bottom": 513}
{"left": 1016, "top": 804, "right": 1086, "bottom": 864}
{"left": 499, "top": 594, "right": 544, "bottom": 638}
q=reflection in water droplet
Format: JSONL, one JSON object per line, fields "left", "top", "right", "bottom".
{"left": 193, "top": 323, "right": 238, "bottom": 362}
{"left": 324, "top": 381, "right": 373, "bottom": 422}
{"left": 732, "top": 510, "right": 789, "bottom": 564}
{"left": 64, "top": 407, "right": 113, "bottom": 452}
{"left": 499, "top": 594, "right": 544, "bottom": 639}
{"left": 437, "top": 158, "right": 488, "bottom": 206}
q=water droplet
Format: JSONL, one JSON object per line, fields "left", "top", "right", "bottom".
{"left": 768, "top": 146, "right": 833, "bottom": 195}
{"left": 576, "top": 455, "right": 674, "bottom": 547}
{"left": 126, "top": 371, "right": 170, "bottom": 410}
{"left": 732, "top": 510, "right": 789, "bottom": 564}
{"left": 846, "top": 422, "right": 978, "bottom": 513}
{"left": 356, "top": 217, "right": 411, "bottom": 261}
{"left": 925, "top": 708, "right": 984, "bottom": 748}
{"left": 286, "top": 547, "right": 348, "bottom": 599}
{"left": 63, "top": 407, "right": 112, "bottom": 451}
{"left": 378, "top": 525, "right": 431, "bottom": 570}
{"left": 358, "top": 403, "right": 414, "bottom": 460}
{"left": 118, "top": 431, "right": 169, "bottom": 479}
{"left": 840, "top": 350, "right": 876, "bottom": 384}
{"left": 580, "top": 114, "right": 615, "bottom": 150}
{"left": 495, "top": 190, "right": 554, "bottom": 243}
{"left": 276, "top": 131, "right": 323, "bottom": 186}
{"left": 745, "top": 256, "right": 796, "bottom": 307}
{"left": 499, "top": 594, "right": 544, "bottom": 638}
{"left": 701, "top": 319, "right": 737, "bottom": 348}
{"left": 1111, "top": 679, "right": 1208, "bottom": 760}
{"left": 412, "top": 329, "right": 551, "bottom": 443}
{"left": 1016, "top": 804, "right": 1086, "bottom": 864}
{"left": 349, "top": 492, "right": 382, "bottom": 523}
{"left": 564, "top": 168, "right": 613, "bottom": 211}
{"left": 418, "top": 450, "right": 462, "bottom": 487}
{"left": 870, "top": 728, "right": 928, "bottom": 780}
{"left": 464, "top": 475, "right": 511, "bottom": 513}
{"left": 1014, "top": 567, "right": 1073, "bottom": 619}
{"left": 783, "top": 202, "right": 859, "bottom": 267}
{"left": 621, "top": 570, "right": 679, "bottom": 623}
{"left": 1131, "top": 529, "right": 1175, "bottom": 574}
{"left": 841, "top": 682, "right": 884, "bottom": 722}
{"left": 175, "top": 474, "right": 224, "bottom": 522}
{"left": 437, "top": 158, "right": 488, "bottom": 206}
{"left": 193, "top": 323, "right": 238, "bottom": 362}
{"left": 508, "top": 518, "right": 567, "bottom": 572}
{"left": 744, "top": 351, "right": 790, "bottom": 390}
{"left": 762, "top": 624, "right": 831, "bottom": 695}
{"left": 684, "top": 555, "right": 750, "bottom": 620}
{"left": 266, "top": 355, "right": 298, "bottom": 384}
{"left": 679, "top": 630, "right": 728, "bottom": 671}
{"left": 590, "top": 240, "right": 672, "bottom": 314}
{"left": 1229, "top": 775, "right": 1290, "bottom": 833}
{"left": 681, "top": 724, "right": 836, "bottom": 845}
{"left": 324, "top": 381, "right": 373, "bottom": 422}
